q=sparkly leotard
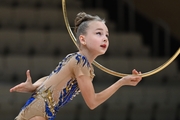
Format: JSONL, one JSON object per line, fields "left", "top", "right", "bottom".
{"left": 15, "top": 52, "right": 95, "bottom": 120}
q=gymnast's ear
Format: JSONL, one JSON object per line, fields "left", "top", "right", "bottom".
{"left": 79, "top": 35, "right": 86, "bottom": 45}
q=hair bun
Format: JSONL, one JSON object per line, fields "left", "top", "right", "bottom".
{"left": 77, "top": 12, "right": 87, "bottom": 18}
{"left": 74, "top": 12, "right": 104, "bottom": 34}
{"left": 74, "top": 12, "right": 88, "bottom": 33}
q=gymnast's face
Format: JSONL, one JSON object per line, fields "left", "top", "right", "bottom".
{"left": 80, "top": 21, "right": 109, "bottom": 56}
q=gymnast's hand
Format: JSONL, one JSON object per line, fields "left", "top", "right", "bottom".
{"left": 10, "top": 70, "right": 36, "bottom": 93}
{"left": 120, "top": 69, "right": 142, "bottom": 86}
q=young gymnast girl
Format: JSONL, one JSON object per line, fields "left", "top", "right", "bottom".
{"left": 10, "top": 12, "right": 142, "bottom": 120}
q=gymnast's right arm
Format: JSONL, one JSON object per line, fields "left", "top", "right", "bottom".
{"left": 10, "top": 70, "right": 47, "bottom": 93}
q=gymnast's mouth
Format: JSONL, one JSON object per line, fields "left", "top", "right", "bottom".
{"left": 100, "top": 44, "right": 107, "bottom": 48}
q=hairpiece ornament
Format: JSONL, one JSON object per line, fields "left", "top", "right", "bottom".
{"left": 62, "top": 0, "right": 180, "bottom": 77}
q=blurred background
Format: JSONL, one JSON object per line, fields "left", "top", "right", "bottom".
{"left": 0, "top": 0, "right": 180, "bottom": 119}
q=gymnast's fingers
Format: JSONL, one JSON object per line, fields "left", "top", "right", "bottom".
{"left": 9, "top": 85, "right": 19, "bottom": 92}
{"left": 26, "top": 70, "right": 32, "bottom": 82}
{"left": 132, "top": 69, "right": 139, "bottom": 75}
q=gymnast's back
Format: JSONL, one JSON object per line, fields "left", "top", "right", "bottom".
{"left": 15, "top": 52, "right": 94, "bottom": 120}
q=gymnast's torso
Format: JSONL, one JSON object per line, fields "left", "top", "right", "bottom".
{"left": 15, "top": 52, "right": 95, "bottom": 120}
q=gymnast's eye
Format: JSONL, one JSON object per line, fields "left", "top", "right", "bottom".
{"left": 96, "top": 32, "right": 102, "bottom": 36}
{"left": 106, "top": 34, "right": 109, "bottom": 38}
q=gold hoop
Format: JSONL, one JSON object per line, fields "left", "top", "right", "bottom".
{"left": 62, "top": 0, "right": 180, "bottom": 78}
